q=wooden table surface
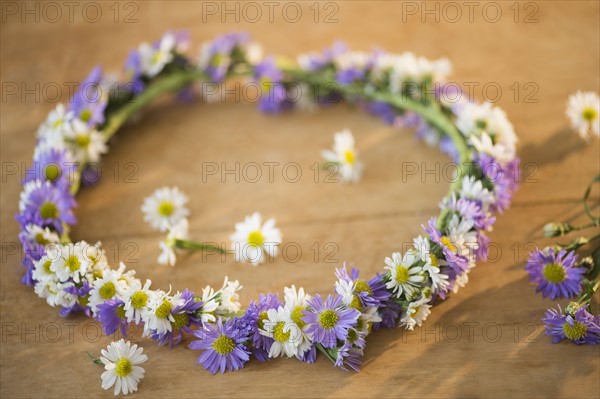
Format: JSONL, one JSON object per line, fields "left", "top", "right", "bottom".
{"left": 1, "top": 1, "right": 599, "bottom": 398}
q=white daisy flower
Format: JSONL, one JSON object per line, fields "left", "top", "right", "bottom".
{"left": 332, "top": 51, "right": 370, "bottom": 73}
{"left": 566, "top": 91, "right": 600, "bottom": 140}
{"left": 144, "top": 290, "right": 183, "bottom": 336}
{"left": 216, "top": 277, "right": 242, "bottom": 314}
{"left": 260, "top": 306, "right": 303, "bottom": 358}
{"left": 283, "top": 285, "right": 313, "bottom": 357}
{"left": 452, "top": 270, "right": 470, "bottom": 294}
{"left": 446, "top": 214, "right": 479, "bottom": 264}
{"left": 389, "top": 52, "right": 452, "bottom": 93}
{"left": 82, "top": 242, "right": 112, "bottom": 281}
{"left": 100, "top": 339, "right": 147, "bottom": 396}
{"left": 50, "top": 242, "right": 92, "bottom": 283}
{"left": 88, "top": 267, "right": 128, "bottom": 315}
{"left": 384, "top": 251, "right": 424, "bottom": 299}
{"left": 321, "top": 128, "right": 363, "bottom": 183}
{"left": 198, "top": 285, "right": 220, "bottom": 324}
{"left": 459, "top": 176, "right": 495, "bottom": 212}
{"left": 245, "top": 42, "right": 264, "bottom": 65}
{"left": 455, "top": 102, "right": 517, "bottom": 165}
{"left": 32, "top": 254, "right": 57, "bottom": 283}
{"left": 22, "top": 224, "right": 60, "bottom": 246}
{"left": 411, "top": 235, "right": 449, "bottom": 294}
{"left": 122, "top": 279, "right": 153, "bottom": 324}
{"left": 37, "top": 104, "right": 73, "bottom": 140}
{"left": 34, "top": 279, "right": 77, "bottom": 308}
{"left": 138, "top": 33, "right": 176, "bottom": 77}
{"left": 400, "top": 297, "right": 432, "bottom": 330}
{"left": 230, "top": 212, "right": 282, "bottom": 265}
{"left": 63, "top": 118, "right": 107, "bottom": 163}
{"left": 141, "top": 186, "right": 189, "bottom": 232}
{"left": 157, "top": 218, "right": 189, "bottom": 266}
{"left": 335, "top": 279, "right": 356, "bottom": 308}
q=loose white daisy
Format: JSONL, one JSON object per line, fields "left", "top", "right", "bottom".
{"left": 384, "top": 251, "right": 424, "bottom": 299}
{"left": 260, "top": 306, "right": 303, "bottom": 358}
{"left": 566, "top": 91, "right": 600, "bottom": 140}
{"left": 88, "top": 267, "right": 128, "bottom": 315}
{"left": 230, "top": 212, "right": 282, "bottom": 265}
{"left": 141, "top": 186, "right": 189, "bottom": 232}
{"left": 50, "top": 242, "right": 92, "bottom": 283}
{"left": 122, "top": 279, "right": 153, "bottom": 324}
{"left": 63, "top": 118, "right": 107, "bottom": 163}
{"left": 144, "top": 290, "right": 183, "bottom": 336}
{"left": 216, "top": 277, "right": 242, "bottom": 314}
{"left": 321, "top": 128, "right": 363, "bottom": 183}
{"left": 138, "top": 33, "right": 176, "bottom": 77}
{"left": 400, "top": 297, "right": 432, "bottom": 330}
{"left": 157, "top": 218, "right": 189, "bottom": 266}
{"left": 100, "top": 339, "right": 147, "bottom": 396}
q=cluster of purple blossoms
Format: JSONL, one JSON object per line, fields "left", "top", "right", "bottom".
{"left": 254, "top": 57, "right": 290, "bottom": 113}
{"left": 543, "top": 304, "right": 600, "bottom": 345}
{"left": 198, "top": 32, "right": 251, "bottom": 83}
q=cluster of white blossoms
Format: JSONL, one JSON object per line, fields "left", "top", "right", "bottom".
{"left": 375, "top": 52, "right": 452, "bottom": 93}
{"left": 36, "top": 104, "right": 108, "bottom": 165}
{"left": 455, "top": 101, "right": 518, "bottom": 166}
{"left": 566, "top": 91, "right": 600, "bottom": 141}
{"left": 31, "top": 239, "right": 241, "bottom": 335}
{"left": 260, "top": 285, "right": 313, "bottom": 358}
{"left": 321, "top": 129, "right": 364, "bottom": 183}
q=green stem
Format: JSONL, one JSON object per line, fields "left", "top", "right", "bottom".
{"left": 174, "top": 238, "right": 229, "bottom": 254}
{"left": 315, "top": 343, "right": 337, "bottom": 364}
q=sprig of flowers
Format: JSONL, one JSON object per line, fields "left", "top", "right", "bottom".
{"left": 15, "top": 31, "right": 522, "bottom": 393}
{"left": 526, "top": 174, "right": 600, "bottom": 345}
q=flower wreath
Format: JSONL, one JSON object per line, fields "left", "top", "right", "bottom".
{"left": 16, "top": 31, "right": 520, "bottom": 388}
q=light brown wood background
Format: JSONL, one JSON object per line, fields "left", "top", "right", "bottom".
{"left": 1, "top": 1, "right": 599, "bottom": 398}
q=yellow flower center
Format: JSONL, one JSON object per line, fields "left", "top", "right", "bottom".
{"left": 131, "top": 291, "right": 148, "bottom": 309}
{"left": 395, "top": 266, "right": 410, "bottom": 284}
{"left": 79, "top": 295, "right": 89, "bottom": 307}
{"left": 347, "top": 328, "right": 358, "bottom": 343}
{"left": 35, "top": 233, "right": 49, "bottom": 245}
{"left": 562, "top": 321, "right": 587, "bottom": 340}
{"left": 344, "top": 149, "right": 355, "bottom": 164}
{"left": 43, "top": 260, "right": 52, "bottom": 274}
{"left": 429, "top": 254, "right": 439, "bottom": 267}
{"left": 350, "top": 295, "right": 362, "bottom": 311}
{"left": 155, "top": 300, "right": 173, "bottom": 319}
{"left": 318, "top": 309, "right": 339, "bottom": 329}
{"left": 44, "top": 164, "right": 61, "bottom": 182}
{"left": 75, "top": 134, "right": 90, "bottom": 148}
{"left": 582, "top": 107, "right": 597, "bottom": 122}
{"left": 116, "top": 305, "right": 126, "bottom": 319}
{"left": 39, "top": 202, "right": 58, "bottom": 219}
{"left": 114, "top": 357, "right": 132, "bottom": 377}
{"left": 158, "top": 201, "right": 175, "bottom": 217}
{"left": 543, "top": 263, "right": 566, "bottom": 283}
{"left": 99, "top": 282, "right": 116, "bottom": 300}
{"left": 212, "top": 334, "right": 235, "bottom": 355}
{"left": 258, "top": 311, "right": 268, "bottom": 330}
{"left": 291, "top": 306, "right": 306, "bottom": 328}
{"left": 354, "top": 280, "right": 372, "bottom": 295}
{"left": 440, "top": 236, "right": 456, "bottom": 253}
{"left": 65, "top": 255, "right": 80, "bottom": 273}
{"left": 247, "top": 230, "right": 265, "bottom": 247}
{"left": 172, "top": 313, "right": 189, "bottom": 330}
{"left": 80, "top": 109, "right": 92, "bottom": 123}
{"left": 273, "top": 322, "right": 290, "bottom": 342}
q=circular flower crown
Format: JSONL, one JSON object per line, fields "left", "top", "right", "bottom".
{"left": 16, "top": 31, "right": 520, "bottom": 384}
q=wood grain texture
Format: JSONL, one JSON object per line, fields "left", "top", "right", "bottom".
{"left": 1, "top": 1, "right": 599, "bottom": 398}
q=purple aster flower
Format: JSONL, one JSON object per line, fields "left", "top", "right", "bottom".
{"left": 445, "top": 194, "right": 495, "bottom": 231}
{"left": 334, "top": 342, "right": 363, "bottom": 372}
{"left": 302, "top": 294, "right": 360, "bottom": 348}
{"left": 299, "top": 41, "right": 347, "bottom": 71}
{"left": 526, "top": 248, "right": 584, "bottom": 300}
{"left": 424, "top": 217, "right": 469, "bottom": 276}
{"left": 60, "top": 281, "right": 92, "bottom": 317}
{"left": 200, "top": 32, "right": 250, "bottom": 82}
{"left": 478, "top": 153, "right": 520, "bottom": 213}
{"left": 16, "top": 180, "right": 76, "bottom": 233}
{"left": 189, "top": 317, "right": 251, "bottom": 374}
{"left": 254, "top": 57, "right": 289, "bottom": 114}
{"left": 372, "top": 298, "right": 402, "bottom": 330}
{"left": 151, "top": 289, "right": 203, "bottom": 347}
{"left": 335, "top": 265, "right": 390, "bottom": 308}
{"left": 543, "top": 304, "right": 600, "bottom": 345}
{"left": 241, "top": 293, "right": 281, "bottom": 362}
{"left": 124, "top": 50, "right": 145, "bottom": 94}
{"left": 20, "top": 257, "right": 36, "bottom": 286}
{"left": 97, "top": 299, "right": 129, "bottom": 337}
{"left": 69, "top": 66, "right": 107, "bottom": 126}
{"left": 297, "top": 345, "right": 317, "bottom": 363}
{"left": 26, "top": 147, "right": 76, "bottom": 188}
{"left": 361, "top": 101, "right": 398, "bottom": 125}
